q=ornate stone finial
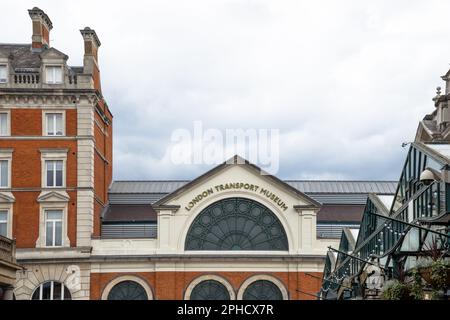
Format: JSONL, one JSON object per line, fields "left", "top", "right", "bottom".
{"left": 433, "top": 86, "right": 442, "bottom": 104}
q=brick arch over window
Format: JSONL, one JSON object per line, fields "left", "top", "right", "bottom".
{"left": 185, "top": 197, "right": 289, "bottom": 251}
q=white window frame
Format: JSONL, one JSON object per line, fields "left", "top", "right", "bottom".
{"left": 44, "top": 160, "right": 64, "bottom": 188}
{"left": 0, "top": 203, "right": 13, "bottom": 239}
{"left": 45, "top": 65, "right": 64, "bottom": 84}
{"left": 32, "top": 281, "right": 71, "bottom": 300}
{"left": 40, "top": 149, "right": 67, "bottom": 189}
{"left": 36, "top": 202, "right": 69, "bottom": 248}
{"left": 45, "top": 209, "right": 63, "bottom": 247}
{"left": 0, "top": 209, "right": 9, "bottom": 238}
{"left": 0, "top": 110, "right": 11, "bottom": 136}
{"left": 42, "top": 110, "right": 65, "bottom": 137}
{"left": 0, "top": 64, "right": 8, "bottom": 83}
{"left": 0, "top": 149, "right": 12, "bottom": 189}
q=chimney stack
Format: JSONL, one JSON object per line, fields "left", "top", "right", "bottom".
{"left": 80, "top": 27, "right": 102, "bottom": 91}
{"left": 28, "top": 7, "right": 53, "bottom": 50}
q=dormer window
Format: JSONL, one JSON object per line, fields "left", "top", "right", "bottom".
{"left": 45, "top": 66, "right": 63, "bottom": 84}
{"left": 0, "top": 65, "right": 7, "bottom": 83}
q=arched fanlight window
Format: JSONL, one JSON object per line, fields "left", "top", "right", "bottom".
{"left": 185, "top": 197, "right": 288, "bottom": 251}
{"left": 190, "top": 280, "right": 231, "bottom": 300}
{"left": 31, "top": 281, "right": 71, "bottom": 300}
{"left": 242, "top": 280, "right": 283, "bottom": 300}
{"left": 107, "top": 280, "right": 148, "bottom": 300}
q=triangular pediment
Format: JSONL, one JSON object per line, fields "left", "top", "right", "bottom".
{"left": 40, "top": 47, "right": 68, "bottom": 60}
{"left": 153, "top": 155, "right": 320, "bottom": 209}
{"left": 0, "top": 191, "right": 15, "bottom": 203}
{"left": 37, "top": 190, "right": 70, "bottom": 203}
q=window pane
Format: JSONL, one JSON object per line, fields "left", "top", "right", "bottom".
{"left": 0, "top": 160, "right": 8, "bottom": 187}
{"left": 53, "top": 282, "right": 62, "bottom": 300}
{"left": 46, "top": 114, "right": 54, "bottom": 135}
{"left": 63, "top": 286, "right": 71, "bottom": 300}
{"left": 55, "top": 161, "right": 63, "bottom": 186}
{"left": 47, "top": 210, "right": 62, "bottom": 220}
{"left": 0, "top": 211, "right": 7, "bottom": 237}
{"left": 0, "top": 211, "right": 7, "bottom": 221}
{"left": 46, "top": 221, "right": 53, "bottom": 246}
{"left": 55, "top": 221, "right": 62, "bottom": 246}
{"left": 54, "top": 67, "right": 62, "bottom": 83}
{"left": 55, "top": 161, "right": 63, "bottom": 171}
{"left": 42, "top": 282, "right": 51, "bottom": 300}
{"left": 0, "top": 65, "right": 6, "bottom": 81}
{"left": 31, "top": 287, "right": 41, "bottom": 300}
{"left": 46, "top": 67, "right": 54, "bottom": 83}
{"left": 55, "top": 114, "right": 63, "bottom": 135}
{"left": 0, "top": 114, "right": 7, "bottom": 135}
{"left": 0, "top": 223, "right": 6, "bottom": 237}
{"left": 46, "top": 161, "right": 54, "bottom": 186}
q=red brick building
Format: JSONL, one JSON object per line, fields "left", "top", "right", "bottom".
{"left": 0, "top": 8, "right": 396, "bottom": 300}
{"left": 0, "top": 7, "right": 112, "bottom": 300}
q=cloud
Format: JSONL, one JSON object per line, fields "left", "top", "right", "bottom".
{"left": 3, "top": 0, "right": 450, "bottom": 180}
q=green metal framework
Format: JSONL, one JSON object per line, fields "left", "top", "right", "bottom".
{"left": 185, "top": 197, "right": 289, "bottom": 251}
{"left": 320, "top": 143, "right": 450, "bottom": 300}
{"left": 189, "top": 280, "right": 231, "bottom": 300}
{"left": 107, "top": 280, "right": 148, "bottom": 300}
{"left": 242, "top": 280, "right": 283, "bottom": 300}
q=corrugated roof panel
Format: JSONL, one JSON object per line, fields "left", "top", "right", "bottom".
{"left": 109, "top": 180, "right": 398, "bottom": 204}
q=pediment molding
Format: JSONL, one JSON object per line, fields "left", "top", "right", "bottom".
{"left": 0, "top": 191, "right": 15, "bottom": 203}
{"left": 40, "top": 47, "right": 68, "bottom": 60}
{"left": 154, "top": 155, "right": 320, "bottom": 208}
{"left": 37, "top": 190, "right": 70, "bottom": 203}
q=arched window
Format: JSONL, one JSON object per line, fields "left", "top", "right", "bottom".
{"left": 185, "top": 197, "right": 288, "bottom": 251}
{"left": 189, "top": 280, "right": 231, "bottom": 300}
{"left": 242, "top": 280, "right": 283, "bottom": 300}
{"left": 107, "top": 280, "right": 148, "bottom": 300}
{"left": 31, "top": 281, "right": 71, "bottom": 300}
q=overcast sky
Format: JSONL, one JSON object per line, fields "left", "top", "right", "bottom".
{"left": 3, "top": 1, "right": 450, "bottom": 181}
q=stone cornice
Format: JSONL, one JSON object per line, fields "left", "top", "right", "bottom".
{"left": 0, "top": 89, "right": 101, "bottom": 106}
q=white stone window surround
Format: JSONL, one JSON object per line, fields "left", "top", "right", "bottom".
{"left": 45, "top": 209, "right": 63, "bottom": 247}
{"left": 36, "top": 200, "right": 70, "bottom": 248}
{"left": 0, "top": 63, "right": 8, "bottom": 83}
{"left": 0, "top": 110, "right": 11, "bottom": 136}
{"left": 40, "top": 149, "right": 68, "bottom": 188}
{"left": 44, "top": 65, "right": 64, "bottom": 84}
{"left": 101, "top": 275, "right": 154, "bottom": 300}
{"left": 0, "top": 148, "right": 13, "bottom": 189}
{"left": 42, "top": 110, "right": 66, "bottom": 137}
{"left": 236, "top": 274, "right": 289, "bottom": 300}
{"left": 0, "top": 204, "right": 12, "bottom": 238}
{"left": 184, "top": 274, "right": 236, "bottom": 300}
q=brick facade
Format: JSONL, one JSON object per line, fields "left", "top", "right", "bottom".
{"left": 90, "top": 271, "right": 322, "bottom": 300}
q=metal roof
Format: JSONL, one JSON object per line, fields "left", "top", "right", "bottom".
{"left": 110, "top": 181, "right": 189, "bottom": 194}
{"left": 110, "top": 180, "right": 397, "bottom": 194}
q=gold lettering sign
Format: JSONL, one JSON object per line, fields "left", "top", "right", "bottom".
{"left": 184, "top": 183, "right": 289, "bottom": 212}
